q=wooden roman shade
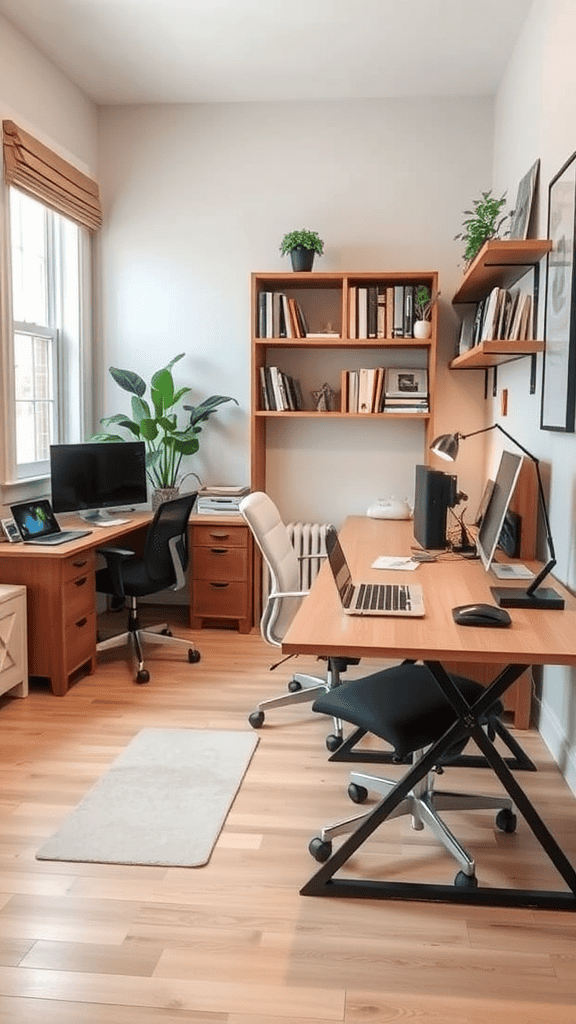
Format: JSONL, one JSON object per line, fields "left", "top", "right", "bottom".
{"left": 3, "top": 120, "right": 102, "bottom": 232}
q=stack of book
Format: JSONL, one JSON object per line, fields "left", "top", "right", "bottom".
{"left": 383, "top": 367, "right": 429, "bottom": 413}
{"left": 348, "top": 283, "right": 425, "bottom": 339}
{"left": 196, "top": 485, "right": 250, "bottom": 515}
{"left": 260, "top": 365, "right": 303, "bottom": 410}
{"left": 257, "top": 292, "right": 309, "bottom": 338}
{"left": 341, "top": 367, "right": 385, "bottom": 413}
{"left": 463, "top": 286, "right": 533, "bottom": 350}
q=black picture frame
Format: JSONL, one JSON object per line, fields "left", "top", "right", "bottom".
{"left": 541, "top": 151, "right": 576, "bottom": 432}
{"left": 509, "top": 159, "right": 540, "bottom": 240}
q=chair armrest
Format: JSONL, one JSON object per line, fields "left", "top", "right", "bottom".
{"left": 297, "top": 553, "right": 327, "bottom": 561}
{"left": 268, "top": 588, "right": 310, "bottom": 602}
{"left": 97, "top": 546, "right": 135, "bottom": 560}
{"left": 97, "top": 546, "right": 135, "bottom": 601}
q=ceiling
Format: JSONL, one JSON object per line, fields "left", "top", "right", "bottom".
{"left": 0, "top": 0, "right": 533, "bottom": 106}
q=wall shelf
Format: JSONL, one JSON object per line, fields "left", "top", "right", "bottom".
{"left": 450, "top": 339, "right": 545, "bottom": 369}
{"left": 452, "top": 239, "right": 552, "bottom": 305}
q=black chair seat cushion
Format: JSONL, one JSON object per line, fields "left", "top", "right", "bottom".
{"left": 96, "top": 560, "right": 175, "bottom": 599}
{"left": 312, "top": 663, "right": 503, "bottom": 760}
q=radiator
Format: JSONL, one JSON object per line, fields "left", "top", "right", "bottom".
{"left": 287, "top": 521, "right": 334, "bottom": 589}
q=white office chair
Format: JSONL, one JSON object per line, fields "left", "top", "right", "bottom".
{"left": 239, "top": 491, "right": 359, "bottom": 751}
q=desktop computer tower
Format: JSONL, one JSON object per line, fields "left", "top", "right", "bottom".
{"left": 413, "top": 464, "right": 458, "bottom": 550}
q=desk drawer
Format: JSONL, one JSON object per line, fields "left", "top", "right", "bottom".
{"left": 193, "top": 580, "right": 249, "bottom": 619}
{"left": 65, "top": 610, "right": 96, "bottom": 674}
{"left": 62, "top": 550, "right": 95, "bottom": 583}
{"left": 193, "top": 524, "right": 247, "bottom": 548}
{"left": 64, "top": 569, "right": 95, "bottom": 620}
{"left": 193, "top": 545, "right": 248, "bottom": 582}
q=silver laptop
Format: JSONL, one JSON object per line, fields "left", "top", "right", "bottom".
{"left": 325, "top": 527, "right": 425, "bottom": 617}
{"left": 10, "top": 499, "right": 92, "bottom": 545}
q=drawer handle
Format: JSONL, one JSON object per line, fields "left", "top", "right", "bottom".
{"left": 208, "top": 531, "right": 231, "bottom": 539}
{"left": 73, "top": 558, "right": 89, "bottom": 568}
{"left": 74, "top": 576, "right": 88, "bottom": 587}
{"left": 209, "top": 582, "right": 230, "bottom": 589}
{"left": 75, "top": 617, "right": 88, "bottom": 628}
{"left": 210, "top": 547, "right": 229, "bottom": 554}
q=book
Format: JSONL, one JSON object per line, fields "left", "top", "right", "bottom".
{"left": 393, "top": 285, "right": 404, "bottom": 337}
{"left": 348, "top": 286, "right": 357, "bottom": 339}
{"left": 386, "top": 286, "right": 394, "bottom": 338}
{"left": 377, "top": 286, "right": 386, "bottom": 338}
{"left": 403, "top": 285, "right": 414, "bottom": 338}
{"left": 367, "top": 286, "right": 378, "bottom": 338}
{"left": 357, "top": 287, "right": 368, "bottom": 338}
{"left": 280, "top": 293, "right": 293, "bottom": 338}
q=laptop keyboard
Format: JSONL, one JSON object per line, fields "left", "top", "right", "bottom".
{"left": 344, "top": 582, "right": 415, "bottom": 612}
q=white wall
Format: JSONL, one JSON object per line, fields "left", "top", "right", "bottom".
{"left": 96, "top": 97, "right": 493, "bottom": 526}
{"left": 493, "top": 0, "right": 576, "bottom": 787}
{"left": 0, "top": 13, "right": 98, "bottom": 511}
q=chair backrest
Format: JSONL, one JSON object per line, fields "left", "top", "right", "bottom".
{"left": 239, "top": 491, "right": 302, "bottom": 646}
{"left": 144, "top": 492, "right": 197, "bottom": 588}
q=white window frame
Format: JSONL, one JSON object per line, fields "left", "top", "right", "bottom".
{"left": 0, "top": 184, "right": 94, "bottom": 506}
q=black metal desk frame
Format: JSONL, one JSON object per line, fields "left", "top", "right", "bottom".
{"left": 301, "top": 660, "right": 576, "bottom": 910}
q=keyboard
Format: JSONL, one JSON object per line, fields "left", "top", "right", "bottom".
{"left": 342, "top": 581, "right": 425, "bottom": 617}
{"left": 26, "top": 530, "right": 92, "bottom": 545}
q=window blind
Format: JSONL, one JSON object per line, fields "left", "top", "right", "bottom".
{"left": 3, "top": 119, "right": 102, "bottom": 232}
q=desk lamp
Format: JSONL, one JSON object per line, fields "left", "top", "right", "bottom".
{"left": 430, "top": 424, "right": 564, "bottom": 609}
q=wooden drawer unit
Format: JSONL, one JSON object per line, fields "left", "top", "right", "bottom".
{"left": 190, "top": 518, "right": 253, "bottom": 633}
{"left": 0, "top": 584, "right": 28, "bottom": 698}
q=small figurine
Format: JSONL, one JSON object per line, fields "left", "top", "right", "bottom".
{"left": 312, "top": 382, "right": 336, "bottom": 412}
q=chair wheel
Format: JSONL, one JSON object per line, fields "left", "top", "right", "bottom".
{"left": 309, "top": 837, "right": 332, "bottom": 862}
{"left": 454, "top": 870, "right": 478, "bottom": 888}
{"left": 348, "top": 783, "right": 368, "bottom": 804}
{"left": 325, "top": 734, "right": 343, "bottom": 752}
{"left": 136, "top": 669, "right": 150, "bottom": 684}
{"left": 161, "top": 628, "right": 172, "bottom": 636}
{"left": 249, "top": 710, "right": 265, "bottom": 729}
{"left": 188, "top": 649, "right": 200, "bottom": 663}
{"left": 496, "top": 808, "right": 517, "bottom": 833}
{"left": 288, "top": 679, "right": 302, "bottom": 692}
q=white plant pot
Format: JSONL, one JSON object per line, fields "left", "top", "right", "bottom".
{"left": 413, "top": 319, "right": 432, "bottom": 340}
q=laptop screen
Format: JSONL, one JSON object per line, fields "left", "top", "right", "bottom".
{"left": 325, "top": 528, "right": 353, "bottom": 595}
{"left": 11, "top": 500, "right": 60, "bottom": 541}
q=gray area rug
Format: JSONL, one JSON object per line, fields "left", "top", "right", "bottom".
{"left": 36, "top": 727, "right": 259, "bottom": 867}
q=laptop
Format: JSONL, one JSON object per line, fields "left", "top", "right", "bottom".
{"left": 10, "top": 499, "right": 92, "bottom": 545}
{"left": 325, "top": 527, "right": 425, "bottom": 617}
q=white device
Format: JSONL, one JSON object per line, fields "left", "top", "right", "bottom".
{"left": 367, "top": 497, "right": 412, "bottom": 520}
{"left": 1, "top": 518, "right": 22, "bottom": 543}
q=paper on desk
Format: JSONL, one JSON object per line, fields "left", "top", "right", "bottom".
{"left": 371, "top": 555, "right": 420, "bottom": 571}
{"left": 491, "top": 563, "right": 535, "bottom": 580}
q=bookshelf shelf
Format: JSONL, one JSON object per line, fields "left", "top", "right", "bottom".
{"left": 450, "top": 339, "right": 545, "bottom": 369}
{"left": 250, "top": 270, "right": 438, "bottom": 492}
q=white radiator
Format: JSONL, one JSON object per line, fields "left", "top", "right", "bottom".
{"left": 287, "top": 521, "right": 334, "bottom": 589}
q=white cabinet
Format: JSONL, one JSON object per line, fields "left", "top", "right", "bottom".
{"left": 0, "top": 584, "right": 28, "bottom": 698}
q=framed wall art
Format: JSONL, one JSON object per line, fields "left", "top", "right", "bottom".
{"left": 541, "top": 151, "right": 576, "bottom": 432}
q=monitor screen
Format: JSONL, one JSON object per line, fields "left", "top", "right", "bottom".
{"left": 477, "top": 450, "right": 523, "bottom": 571}
{"left": 50, "top": 441, "right": 148, "bottom": 517}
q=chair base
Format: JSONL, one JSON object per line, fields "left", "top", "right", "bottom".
{"left": 309, "top": 750, "right": 516, "bottom": 879}
{"left": 248, "top": 661, "right": 344, "bottom": 750}
{"left": 97, "top": 619, "right": 199, "bottom": 683}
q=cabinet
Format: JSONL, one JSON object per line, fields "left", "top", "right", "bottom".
{"left": 0, "top": 584, "right": 28, "bottom": 698}
{"left": 450, "top": 239, "right": 551, "bottom": 371}
{"left": 189, "top": 517, "right": 253, "bottom": 633}
{"left": 251, "top": 270, "right": 438, "bottom": 492}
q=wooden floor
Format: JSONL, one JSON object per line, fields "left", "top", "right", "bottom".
{"left": 1, "top": 608, "right": 576, "bottom": 1023}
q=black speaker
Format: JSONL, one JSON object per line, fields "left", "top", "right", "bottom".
{"left": 413, "top": 464, "right": 457, "bottom": 550}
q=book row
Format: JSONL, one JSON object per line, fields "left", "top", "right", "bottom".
{"left": 348, "top": 283, "right": 428, "bottom": 340}
{"left": 460, "top": 286, "right": 533, "bottom": 353}
{"left": 260, "top": 366, "right": 304, "bottom": 410}
{"left": 257, "top": 292, "right": 312, "bottom": 339}
{"left": 341, "top": 366, "right": 429, "bottom": 414}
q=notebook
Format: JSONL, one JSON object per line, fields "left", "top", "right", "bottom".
{"left": 325, "top": 527, "right": 425, "bottom": 617}
{"left": 10, "top": 499, "right": 92, "bottom": 545}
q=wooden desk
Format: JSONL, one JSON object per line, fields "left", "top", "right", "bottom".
{"left": 0, "top": 513, "right": 152, "bottom": 696}
{"left": 283, "top": 515, "right": 576, "bottom": 910}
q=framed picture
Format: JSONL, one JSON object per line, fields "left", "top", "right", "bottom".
{"left": 509, "top": 159, "right": 540, "bottom": 240}
{"left": 384, "top": 367, "right": 428, "bottom": 396}
{"left": 541, "top": 152, "right": 576, "bottom": 432}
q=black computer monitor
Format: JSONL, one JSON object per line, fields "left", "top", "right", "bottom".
{"left": 477, "top": 450, "right": 523, "bottom": 572}
{"left": 50, "top": 441, "right": 148, "bottom": 522}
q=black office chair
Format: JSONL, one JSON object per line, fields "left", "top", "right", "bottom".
{"left": 308, "top": 663, "right": 517, "bottom": 888}
{"left": 96, "top": 493, "right": 201, "bottom": 683}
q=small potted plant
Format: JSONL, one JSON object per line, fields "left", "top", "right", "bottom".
{"left": 413, "top": 285, "right": 440, "bottom": 339}
{"left": 279, "top": 229, "right": 324, "bottom": 272}
{"left": 454, "top": 189, "right": 513, "bottom": 268}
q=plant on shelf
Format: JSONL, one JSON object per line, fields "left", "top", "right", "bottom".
{"left": 91, "top": 353, "right": 237, "bottom": 507}
{"left": 414, "top": 285, "right": 440, "bottom": 322}
{"left": 454, "top": 190, "right": 514, "bottom": 266}
{"left": 279, "top": 229, "right": 324, "bottom": 271}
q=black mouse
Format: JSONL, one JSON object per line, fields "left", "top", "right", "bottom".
{"left": 452, "top": 603, "right": 512, "bottom": 627}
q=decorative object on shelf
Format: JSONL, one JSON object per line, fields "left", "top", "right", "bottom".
{"left": 311, "top": 382, "right": 337, "bottom": 411}
{"left": 91, "top": 353, "right": 238, "bottom": 504}
{"left": 279, "top": 229, "right": 324, "bottom": 272}
{"left": 509, "top": 159, "right": 540, "bottom": 240}
{"left": 541, "top": 150, "right": 576, "bottom": 432}
{"left": 454, "top": 190, "right": 514, "bottom": 267}
{"left": 413, "top": 285, "right": 440, "bottom": 338}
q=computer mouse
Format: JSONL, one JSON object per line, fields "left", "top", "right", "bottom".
{"left": 452, "top": 603, "right": 512, "bottom": 627}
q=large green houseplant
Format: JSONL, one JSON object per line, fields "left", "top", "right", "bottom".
{"left": 92, "top": 353, "right": 237, "bottom": 506}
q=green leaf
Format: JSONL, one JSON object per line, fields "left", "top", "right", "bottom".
{"left": 131, "top": 396, "right": 151, "bottom": 424}
{"left": 109, "top": 366, "right": 146, "bottom": 397}
{"left": 139, "top": 417, "right": 159, "bottom": 441}
{"left": 184, "top": 395, "right": 238, "bottom": 426}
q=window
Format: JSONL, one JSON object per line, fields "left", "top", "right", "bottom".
{"left": 7, "top": 187, "right": 91, "bottom": 481}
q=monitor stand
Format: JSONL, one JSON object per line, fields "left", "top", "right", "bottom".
{"left": 80, "top": 508, "right": 133, "bottom": 525}
{"left": 491, "top": 586, "right": 565, "bottom": 610}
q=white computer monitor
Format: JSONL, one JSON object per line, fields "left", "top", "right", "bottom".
{"left": 477, "top": 450, "right": 523, "bottom": 572}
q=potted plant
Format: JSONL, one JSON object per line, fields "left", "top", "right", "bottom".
{"left": 91, "top": 353, "right": 237, "bottom": 509}
{"left": 279, "top": 229, "right": 324, "bottom": 272}
{"left": 413, "top": 285, "right": 441, "bottom": 339}
{"left": 454, "top": 189, "right": 513, "bottom": 267}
